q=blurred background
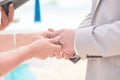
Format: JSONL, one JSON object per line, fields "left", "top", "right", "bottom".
{"left": 1, "top": 0, "right": 92, "bottom": 80}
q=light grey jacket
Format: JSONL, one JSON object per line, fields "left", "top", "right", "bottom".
{"left": 74, "top": 0, "right": 120, "bottom": 80}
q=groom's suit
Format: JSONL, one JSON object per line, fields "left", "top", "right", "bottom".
{"left": 74, "top": 0, "right": 120, "bottom": 80}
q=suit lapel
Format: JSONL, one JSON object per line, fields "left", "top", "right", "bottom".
{"left": 93, "top": 0, "right": 101, "bottom": 16}
{"left": 92, "top": 0, "right": 101, "bottom": 25}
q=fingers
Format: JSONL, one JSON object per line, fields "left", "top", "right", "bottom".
{"left": 40, "top": 29, "right": 55, "bottom": 38}
{"left": 45, "top": 29, "right": 63, "bottom": 39}
{"left": 49, "top": 38, "right": 63, "bottom": 59}
{"left": 47, "top": 44, "right": 62, "bottom": 59}
{"left": 50, "top": 29, "right": 64, "bottom": 38}
{"left": 0, "top": 7, "right": 9, "bottom": 30}
{"left": 62, "top": 50, "right": 75, "bottom": 60}
{"left": 0, "top": 4, "right": 14, "bottom": 30}
{"left": 8, "top": 4, "right": 14, "bottom": 22}
{"left": 49, "top": 36, "right": 61, "bottom": 44}
{"left": 54, "top": 51, "right": 62, "bottom": 59}
{"left": 48, "top": 28, "right": 55, "bottom": 32}
{"left": 45, "top": 38, "right": 62, "bottom": 59}
{"left": 55, "top": 44, "right": 63, "bottom": 58}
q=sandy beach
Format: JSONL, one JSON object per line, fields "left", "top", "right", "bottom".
{"left": 29, "top": 58, "right": 87, "bottom": 80}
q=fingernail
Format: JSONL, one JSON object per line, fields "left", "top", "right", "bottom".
{"left": 56, "top": 36, "right": 62, "bottom": 41}
{"left": 60, "top": 52, "right": 63, "bottom": 57}
{"left": 10, "top": 4, "right": 13, "bottom": 6}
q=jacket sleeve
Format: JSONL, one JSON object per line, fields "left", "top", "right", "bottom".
{"left": 74, "top": 20, "right": 120, "bottom": 59}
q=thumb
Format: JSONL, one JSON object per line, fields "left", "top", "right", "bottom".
{"left": 48, "top": 28, "right": 55, "bottom": 32}
{"left": 50, "top": 30, "right": 63, "bottom": 38}
{"left": 49, "top": 36, "right": 61, "bottom": 44}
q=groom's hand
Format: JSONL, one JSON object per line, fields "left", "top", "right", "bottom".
{"left": 50, "top": 29, "right": 75, "bottom": 59}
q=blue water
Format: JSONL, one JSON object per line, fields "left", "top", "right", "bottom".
{"left": 5, "top": 64, "right": 37, "bottom": 80}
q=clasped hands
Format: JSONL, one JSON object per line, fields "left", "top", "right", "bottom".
{"left": 28, "top": 29, "right": 75, "bottom": 60}
{"left": 0, "top": 3, "right": 76, "bottom": 60}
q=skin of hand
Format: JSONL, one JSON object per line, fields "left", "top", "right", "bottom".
{"left": 0, "top": 29, "right": 58, "bottom": 52}
{"left": 0, "top": 35, "right": 61, "bottom": 76}
{"left": 50, "top": 29, "right": 75, "bottom": 59}
{"left": 39, "top": 28, "right": 55, "bottom": 38}
{"left": 0, "top": 4, "right": 14, "bottom": 30}
{"left": 30, "top": 29, "right": 54, "bottom": 40}
{"left": 18, "top": 29, "right": 55, "bottom": 47}
{"left": 26, "top": 37, "right": 62, "bottom": 59}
